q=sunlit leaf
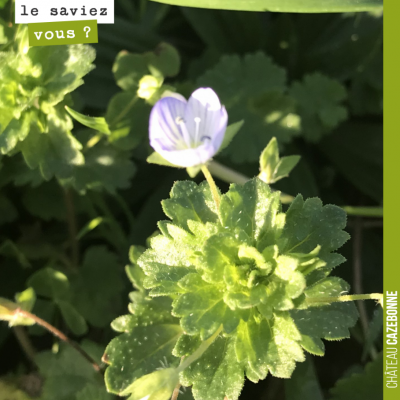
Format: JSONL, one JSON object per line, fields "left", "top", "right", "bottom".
{"left": 65, "top": 106, "right": 111, "bottom": 135}
{"left": 150, "top": 0, "right": 382, "bottom": 12}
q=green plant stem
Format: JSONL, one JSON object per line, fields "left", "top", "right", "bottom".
{"left": 208, "top": 161, "right": 248, "bottom": 185}
{"left": 342, "top": 206, "right": 383, "bottom": 218}
{"left": 201, "top": 165, "right": 221, "bottom": 211}
{"left": 63, "top": 189, "right": 79, "bottom": 268}
{"left": 113, "top": 194, "right": 135, "bottom": 234}
{"left": 178, "top": 326, "right": 223, "bottom": 372}
{"left": 84, "top": 197, "right": 121, "bottom": 251}
{"left": 13, "top": 326, "right": 37, "bottom": 368}
{"left": 209, "top": 161, "right": 384, "bottom": 214}
{"left": 353, "top": 218, "right": 378, "bottom": 360}
{"left": 110, "top": 95, "right": 138, "bottom": 127}
{"left": 306, "top": 293, "right": 383, "bottom": 305}
{"left": 171, "top": 382, "right": 181, "bottom": 400}
{"left": 15, "top": 308, "right": 103, "bottom": 373}
{"left": 208, "top": 161, "right": 295, "bottom": 204}
{"left": 90, "top": 194, "right": 127, "bottom": 253}
{"left": 9, "top": 0, "right": 15, "bottom": 26}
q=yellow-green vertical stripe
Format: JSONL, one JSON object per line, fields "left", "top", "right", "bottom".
{"left": 384, "top": 1, "right": 399, "bottom": 398}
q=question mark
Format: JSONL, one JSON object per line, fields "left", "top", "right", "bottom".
{"left": 84, "top": 26, "right": 91, "bottom": 38}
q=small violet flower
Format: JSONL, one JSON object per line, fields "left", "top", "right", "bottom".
{"left": 149, "top": 87, "right": 228, "bottom": 167}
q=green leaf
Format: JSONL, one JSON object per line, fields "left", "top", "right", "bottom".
{"left": 290, "top": 278, "right": 358, "bottom": 354}
{"left": 27, "top": 268, "right": 69, "bottom": 300}
{"left": 106, "top": 94, "right": 150, "bottom": 150}
{"left": 147, "top": 152, "right": 181, "bottom": 168}
{"left": 126, "top": 247, "right": 147, "bottom": 292}
{"left": 0, "top": 380, "right": 33, "bottom": 400}
{"left": 128, "top": 245, "right": 146, "bottom": 265}
{"left": 162, "top": 181, "right": 218, "bottom": 230}
{"left": 15, "top": 288, "right": 36, "bottom": 313}
{"left": 220, "top": 179, "right": 284, "bottom": 248}
{"left": 65, "top": 106, "right": 111, "bottom": 135}
{"left": 150, "top": 0, "right": 382, "bottom": 12}
{"left": 36, "top": 340, "right": 105, "bottom": 400}
{"left": 235, "top": 312, "right": 304, "bottom": 381}
{"left": 181, "top": 8, "right": 263, "bottom": 54}
{"left": 76, "top": 384, "right": 114, "bottom": 400}
{"left": 0, "top": 194, "right": 18, "bottom": 225}
{"left": 0, "top": 240, "right": 31, "bottom": 268}
{"left": 76, "top": 217, "right": 106, "bottom": 240}
{"left": 173, "top": 276, "right": 240, "bottom": 340}
{"left": 28, "top": 299, "right": 56, "bottom": 336}
{"left": 131, "top": 177, "right": 356, "bottom": 393}
{"left": 259, "top": 137, "right": 280, "bottom": 183}
{"left": 0, "top": 0, "right": 9, "bottom": 9}
{"left": 0, "top": 111, "right": 32, "bottom": 155}
{"left": 63, "top": 136, "right": 137, "bottom": 194}
{"left": 198, "top": 53, "right": 300, "bottom": 163}
{"left": 120, "top": 368, "right": 179, "bottom": 400}
{"left": 22, "top": 181, "right": 66, "bottom": 221}
{"left": 284, "top": 355, "right": 324, "bottom": 400}
{"left": 281, "top": 195, "right": 350, "bottom": 256}
{"left": 273, "top": 156, "right": 301, "bottom": 183}
{"left": 112, "top": 295, "right": 176, "bottom": 332}
{"left": 113, "top": 51, "right": 149, "bottom": 91}
{"left": 18, "top": 113, "right": 85, "bottom": 181}
{"left": 259, "top": 137, "right": 300, "bottom": 184}
{"left": 186, "top": 166, "right": 201, "bottom": 178}
{"left": 71, "top": 246, "right": 124, "bottom": 328}
{"left": 217, "top": 120, "right": 244, "bottom": 153}
{"left": 104, "top": 324, "right": 182, "bottom": 395}
{"left": 112, "top": 43, "right": 180, "bottom": 92}
{"left": 201, "top": 233, "right": 242, "bottom": 283}
{"left": 56, "top": 300, "right": 88, "bottom": 336}
{"left": 349, "top": 51, "right": 382, "bottom": 115}
{"left": 0, "top": 297, "right": 35, "bottom": 327}
{"left": 0, "top": 298, "right": 18, "bottom": 319}
{"left": 198, "top": 52, "right": 286, "bottom": 106}
{"left": 181, "top": 336, "right": 244, "bottom": 400}
{"left": 138, "top": 233, "right": 197, "bottom": 296}
{"left": 330, "top": 353, "right": 383, "bottom": 400}
{"left": 28, "top": 44, "right": 95, "bottom": 108}
{"left": 289, "top": 73, "right": 348, "bottom": 142}
{"left": 173, "top": 334, "right": 202, "bottom": 357}
{"left": 0, "top": 44, "right": 95, "bottom": 184}
{"left": 144, "top": 42, "right": 181, "bottom": 78}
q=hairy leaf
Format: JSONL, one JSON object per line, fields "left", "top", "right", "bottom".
{"left": 119, "top": 177, "right": 357, "bottom": 399}
{"left": 104, "top": 324, "right": 182, "bottom": 395}
{"left": 181, "top": 336, "right": 244, "bottom": 400}
{"left": 291, "top": 277, "right": 358, "bottom": 354}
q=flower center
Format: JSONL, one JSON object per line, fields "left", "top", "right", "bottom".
{"left": 174, "top": 116, "right": 210, "bottom": 149}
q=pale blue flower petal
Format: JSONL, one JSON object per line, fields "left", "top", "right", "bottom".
{"left": 155, "top": 142, "right": 216, "bottom": 167}
{"left": 185, "top": 88, "right": 228, "bottom": 153}
{"left": 149, "top": 87, "right": 228, "bottom": 167}
{"left": 149, "top": 96, "right": 187, "bottom": 151}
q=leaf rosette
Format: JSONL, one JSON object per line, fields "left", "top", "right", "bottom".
{"left": 106, "top": 178, "right": 358, "bottom": 400}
